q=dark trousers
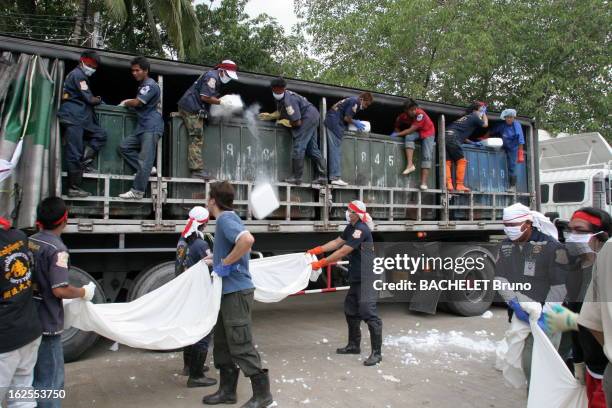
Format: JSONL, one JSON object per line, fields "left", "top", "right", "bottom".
{"left": 212, "top": 288, "right": 263, "bottom": 377}
{"left": 445, "top": 131, "right": 465, "bottom": 161}
{"left": 504, "top": 145, "right": 519, "bottom": 178}
{"left": 118, "top": 131, "right": 161, "bottom": 193}
{"left": 344, "top": 282, "right": 382, "bottom": 330}
{"left": 63, "top": 123, "right": 107, "bottom": 172}
{"left": 193, "top": 332, "right": 212, "bottom": 352}
{"left": 325, "top": 117, "right": 344, "bottom": 179}
{"left": 33, "top": 335, "right": 64, "bottom": 408}
{"left": 291, "top": 118, "right": 324, "bottom": 161}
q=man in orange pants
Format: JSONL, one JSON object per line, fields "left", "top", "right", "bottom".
{"left": 444, "top": 101, "right": 488, "bottom": 191}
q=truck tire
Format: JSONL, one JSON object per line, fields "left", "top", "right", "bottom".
{"left": 62, "top": 267, "right": 105, "bottom": 363}
{"left": 128, "top": 261, "right": 175, "bottom": 300}
{"left": 447, "top": 247, "right": 496, "bottom": 317}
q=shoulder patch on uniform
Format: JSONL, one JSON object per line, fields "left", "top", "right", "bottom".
{"left": 79, "top": 80, "right": 89, "bottom": 91}
{"left": 56, "top": 251, "right": 69, "bottom": 268}
{"left": 555, "top": 248, "right": 569, "bottom": 265}
{"left": 352, "top": 104, "right": 358, "bottom": 113}
{"left": 207, "top": 77, "right": 217, "bottom": 88}
{"left": 352, "top": 229, "right": 362, "bottom": 239}
{"left": 286, "top": 105, "right": 295, "bottom": 116}
{"left": 416, "top": 113, "right": 424, "bottom": 121}
{"left": 139, "top": 85, "right": 150, "bottom": 95}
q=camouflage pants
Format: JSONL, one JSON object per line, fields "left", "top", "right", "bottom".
{"left": 179, "top": 108, "right": 204, "bottom": 171}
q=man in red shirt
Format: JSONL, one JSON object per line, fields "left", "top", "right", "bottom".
{"left": 391, "top": 99, "right": 435, "bottom": 190}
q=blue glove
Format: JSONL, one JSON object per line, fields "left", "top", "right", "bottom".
{"left": 213, "top": 263, "right": 237, "bottom": 278}
{"left": 352, "top": 120, "right": 366, "bottom": 131}
{"left": 480, "top": 106, "right": 487, "bottom": 115}
{"left": 472, "top": 141, "right": 484, "bottom": 147}
{"left": 390, "top": 131, "right": 400, "bottom": 138}
{"left": 537, "top": 313, "right": 549, "bottom": 333}
{"left": 508, "top": 298, "right": 530, "bottom": 323}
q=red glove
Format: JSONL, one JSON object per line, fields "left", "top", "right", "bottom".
{"left": 307, "top": 246, "right": 324, "bottom": 256}
{"left": 311, "top": 258, "right": 329, "bottom": 270}
{"left": 517, "top": 146, "right": 525, "bottom": 163}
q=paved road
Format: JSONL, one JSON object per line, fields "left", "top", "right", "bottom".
{"left": 63, "top": 293, "right": 527, "bottom": 408}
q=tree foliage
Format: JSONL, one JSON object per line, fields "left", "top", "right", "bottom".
{"left": 295, "top": 0, "right": 611, "bottom": 139}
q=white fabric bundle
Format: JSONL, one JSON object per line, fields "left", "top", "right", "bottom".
{"left": 495, "top": 317, "right": 531, "bottom": 388}
{"left": 251, "top": 253, "right": 320, "bottom": 303}
{"left": 0, "top": 139, "right": 23, "bottom": 183}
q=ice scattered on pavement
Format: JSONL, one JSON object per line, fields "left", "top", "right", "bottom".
{"left": 382, "top": 375, "right": 401, "bottom": 383}
{"left": 268, "top": 401, "right": 278, "bottom": 407}
{"left": 322, "top": 338, "right": 329, "bottom": 343}
{"left": 481, "top": 310, "right": 494, "bottom": 319}
{"left": 129, "top": 376, "right": 136, "bottom": 380}
{"left": 385, "top": 330, "right": 497, "bottom": 355}
{"left": 300, "top": 398, "right": 311, "bottom": 404}
{"left": 109, "top": 342, "right": 119, "bottom": 351}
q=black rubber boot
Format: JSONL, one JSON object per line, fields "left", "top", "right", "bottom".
{"left": 181, "top": 346, "right": 192, "bottom": 376}
{"left": 202, "top": 365, "right": 239, "bottom": 405}
{"left": 284, "top": 158, "right": 304, "bottom": 185}
{"left": 508, "top": 175, "right": 517, "bottom": 192}
{"left": 363, "top": 323, "right": 382, "bottom": 366}
{"left": 80, "top": 145, "right": 98, "bottom": 173}
{"left": 240, "top": 369, "right": 273, "bottom": 408}
{"left": 187, "top": 349, "right": 217, "bottom": 388}
{"left": 312, "top": 157, "right": 328, "bottom": 185}
{"left": 67, "top": 171, "right": 90, "bottom": 198}
{"left": 336, "top": 318, "right": 361, "bottom": 354}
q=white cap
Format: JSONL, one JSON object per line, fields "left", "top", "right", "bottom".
{"left": 220, "top": 59, "right": 238, "bottom": 80}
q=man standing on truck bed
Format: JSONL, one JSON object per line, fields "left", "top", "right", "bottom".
{"left": 177, "top": 60, "right": 239, "bottom": 180}
{"left": 117, "top": 57, "right": 164, "bottom": 200}
{"left": 202, "top": 181, "right": 273, "bottom": 407}
{"left": 307, "top": 200, "right": 383, "bottom": 366}
{"left": 258, "top": 77, "right": 327, "bottom": 185}
{"left": 57, "top": 50, "right": 107, "bottom": 198}
{"left": 489, "top": 108, "right": 525, "bottom": 192}
{"left": 29, "top": 197, "right": 96, "bottom": 407}
{"left": 175, "top": 206, "right": 216, "bottom": 388}
{"left": 444, "top": 101, "right": 489, "bottom": 192}
{"left": 324, "top": 92, "right": 373, "bottom": 186}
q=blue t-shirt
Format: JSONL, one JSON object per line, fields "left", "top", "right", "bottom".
{"left": 134, "top": 77, "right": 164, "bottom": 135}
{"left": 213, "top": 211, "right": 254, "bottom": 294}
{"left": 57, "top": 66, "right": 101, "bottom": 128}
{"left": 447, "top": 112, "right": 485, "bottom": 143}
{"left": 277, "top": 90, "right": 320, "bottom": 124}
{"left": 177, "top": 69, "right": 222, "bottom": 114}
{"left": 491, "top": 121, "right": 525, "bottom": 149}
{"left": 324, "top": 96, "right": 360, "bottom": 128}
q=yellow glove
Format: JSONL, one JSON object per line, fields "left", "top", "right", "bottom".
{"left": 276, "top": 119, "right": 292, "bottom": 128}
{"left": 258, "top": 111, "right": 280, "bottom": 121}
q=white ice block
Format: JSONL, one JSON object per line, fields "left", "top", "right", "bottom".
{"left": 347, "top": 120, "right": 371, "bottom": 133}
{"left": 481, "top": 138, "right": 503, "bottom": 149}
{"left": 249, "top": 183, "right": 280, "bottom": 220}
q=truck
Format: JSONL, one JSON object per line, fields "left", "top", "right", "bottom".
{"left": 0, "top": 35, "right": 540, "bottom": 361}
{"left": 539, "top": 132, "right": 612, "bottom": 221}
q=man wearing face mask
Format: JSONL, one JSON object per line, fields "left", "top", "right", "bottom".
{"left": 306, "top": 200, "right": 382, "bottom": 366}
{"left": 489, "top": 108, "right": 525, "bottom": 192}
{"left": 258, "top": 77, "right": 327, "bottom": 185}
{"left": 544, "top": 208, "right": 611, "bottom": 407}
{"left": 57, "top": 50, "right": 107, "bottom": 198}
{"left": 494, "top": 202, "right": 569, "bottom": 384}
{"left": 324, "top": 93, "right": 374, "bottom": 186}
{"left": 177, "top": 60, "right": 239, "bottom": 180}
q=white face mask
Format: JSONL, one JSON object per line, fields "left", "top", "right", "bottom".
{"left": 504, "top": 225, "right": 525, "bottom": 241}
{"left": 273, "top": 92, "right": 285, "bottom": 101}
{"left": 219, "top": 71, "right": 231, "bottom": 84}
{"left": 82, "top": 64, "right": 96, "bottom": 77}
{"left": 345, "top": 211, "right": 352, "bottom": 223}
{"left": 565, "top": 232, "right": 601, "bottom": 255}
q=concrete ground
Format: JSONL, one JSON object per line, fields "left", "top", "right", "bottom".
{"left": 63, "top": 293, "right": 527, "bottom": 408}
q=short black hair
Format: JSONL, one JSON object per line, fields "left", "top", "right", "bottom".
{"left": 467, "top": 101, "right": 484, "bottom": 113}
{"left": 210, "top": 181, "right": 235, "bottom": 211}
{"left": 270, "top": 77, "right": 287, "bottom": 88}
{"left": 575, "top": 207, "right": 612, "bottom": 237}
{"left": 403, "top": 98, "right": 418, "bottom": 110}
{"left": 130, "top": 56, "right": 150, "bottom": 72}
{"left": 36, "top": 197, "right": 67, "bottom": 230}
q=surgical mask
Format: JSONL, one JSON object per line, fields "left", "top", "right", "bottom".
{"left": 345, "top": 211, "right": 352, "bottom": 223}
{"left": 273, "top": 92, "right": 285, "bottom": 101}
{"left": 219, "top": 72, "right": 231, "bottom": 84}
{"left": 565, "top": 232, "right": 599, "bottom": 255}
{"left": 504, "top": 225, "right": 525, "bottom": 241}
{"left": 82, "top": 64, "right": 96, "bottom": 76}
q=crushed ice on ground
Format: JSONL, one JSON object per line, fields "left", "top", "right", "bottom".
{"left": 385, "top": 330, "right": 497, "bottom": 354}
{"left": 481, "top": 310, "right": 494, "bottom": 319}
{"left": 300, "top": 398, "right": 311, "bottom": 404}
{"left": 382, "top": 375, "right": 401, "bottom": 383}
{"left": 322, "top": 338, "right": 329, "bottom": 343}
{"left": 109, "top": 342, "right": 119, "bottom": 351}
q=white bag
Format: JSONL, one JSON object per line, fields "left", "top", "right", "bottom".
{"left": 495, "top": 318, "right": 531, "bottom": 388}
{"left": 251, "top": 253, "right": 320, "bottom": 303}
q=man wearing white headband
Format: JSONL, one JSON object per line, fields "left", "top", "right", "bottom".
{"left": 495, "top": 202, "right": 569, "bottom": 384}
{"left": 175, "top": 206, "right": 216, "bottom": 388}
{"left": 489, "top": 108, "right": 525, "bottom": 192}
{"left": 306, "top": 200, "right": 382, "bottom": 366}
{"left": 177, "top": 60, "right": 239, "bottom": 180}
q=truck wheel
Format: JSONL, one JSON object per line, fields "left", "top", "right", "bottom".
{"left": 128, "top": 261, "right": 175, "bottom": 300}
{"left": 62, "top": 267, "right": 105, "bottom": 363}
{"left": 447, "top": 247, "right": 496, "bottom": 317}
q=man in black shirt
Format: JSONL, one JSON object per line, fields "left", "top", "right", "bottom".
{"left": 307, "top": 200, "right": 382, "bottom": 366}
{"left": 0, "top": 216, "right": 42, "bottom": 407}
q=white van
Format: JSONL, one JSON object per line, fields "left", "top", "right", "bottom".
{"left": 539, "top": 133, "right": 612, "bottom": 221}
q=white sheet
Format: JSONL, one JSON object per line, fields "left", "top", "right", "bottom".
{"left": 495, "top": 318, "right": 531, "bottom": 388}
{"left": 63, "top": 253, "right": 320, "bottom": 349}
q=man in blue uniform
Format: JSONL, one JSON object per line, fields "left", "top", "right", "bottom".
{"left": 307, "top": 200, "right": 382, "bottom": 366}
{"left": 324, "top": 93, "right": 373, "bottom": 186}
{"left": 57, "top": 50, "right": 107, "bottom": 198}
{"left": 117, "top": 57, "right": 164, "bottom": 199}
{"left": 202, "top": 181, "right": 273, "bottom": 408}
{"left": 175, "top": 206, "right": 217, "bottom": 388}
{"left": 258, "top": 78, "right": 327, "bottom": 185}
{"left": 489, "top": 108, "right": 525, "bottom": 192}
{"left": 29, "top": 197, "right": 96, "bottom": 407}
{"left": 177, "top": 60, "right": 238, "bottom": 180}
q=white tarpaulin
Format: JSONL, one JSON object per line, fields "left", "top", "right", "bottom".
{"left": 527, "top": 321, "right": 588, "bottom": 408}
{"left": 495, "top": 318, "right": 531, "bottom": 388}
{"left": 64, "top": 253, "right": 320, "bottom": 349}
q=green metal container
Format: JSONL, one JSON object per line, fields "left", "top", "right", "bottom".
{"left": 166, "top": 114, "right": 318, "bottom": 219}
{"left": 330, "top": 131, "right": 437, "bottom": 221}
{"left": 63, "top": 105, "right": 153, "bottom": 218}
